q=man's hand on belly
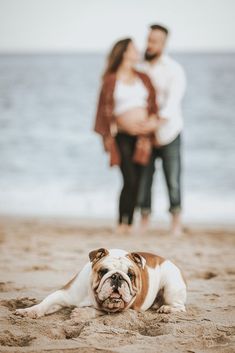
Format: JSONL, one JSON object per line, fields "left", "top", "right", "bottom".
{"left": 139, "top": 117, "right": 168, "bottom": 135}
{"left": 117, "top": 119, "right": 146, "bottom": 136}
{"left": 137, "top": 118, "right": 158, "bottom": 135}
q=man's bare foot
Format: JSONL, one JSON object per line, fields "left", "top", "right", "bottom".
{"left": 170, "top": 213, "right": 183, "bottom": 237}
{"left": 139, "top": 214, "right": 150, "bottom": 233}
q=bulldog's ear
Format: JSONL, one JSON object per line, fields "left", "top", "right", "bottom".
{"left": 129, "top": 252, "right": 146, "bottom": 269}
{"left": 89, "top": 248, "right": 109, "bottom": 264}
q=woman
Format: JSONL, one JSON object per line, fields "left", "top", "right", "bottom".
{"left": 94, "top": 38, "right": 159, "bottom": 233}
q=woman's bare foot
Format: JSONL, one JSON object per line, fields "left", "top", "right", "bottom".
{"left": 116, "top": 224, "right": 133, "bottom": 235}
{"left": 170, "top": 213, "right": 183, "bottom": 236}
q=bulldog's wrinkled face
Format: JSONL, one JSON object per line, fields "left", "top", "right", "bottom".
{"left": 89, "top": 248, "right": 145, "bottom": 313}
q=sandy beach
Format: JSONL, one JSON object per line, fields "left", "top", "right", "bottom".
{"left": 0, "top": 215, "right": 234, "bottom": 353}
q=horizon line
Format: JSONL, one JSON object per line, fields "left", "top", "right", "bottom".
{"left": 0, "top": 49, "right": 235, "bottom": 55}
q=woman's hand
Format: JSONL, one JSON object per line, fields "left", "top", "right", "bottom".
{"left": 103, "top": 135, "right": 113, "bottom": 151}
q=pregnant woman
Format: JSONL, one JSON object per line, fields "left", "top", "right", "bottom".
{"left": 94, "top": 38, "right": 159, "bottom": 233}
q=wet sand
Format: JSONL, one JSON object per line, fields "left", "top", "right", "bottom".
{"left": 0, "top": 216, "right": 234, "bottom": 353}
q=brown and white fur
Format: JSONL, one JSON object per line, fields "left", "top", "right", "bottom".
{"left": 15, "top": 248, "right": 187, "bottom": 319}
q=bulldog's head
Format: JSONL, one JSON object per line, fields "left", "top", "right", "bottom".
{"left": 89, "top": 248, "right": 146, "bottom": 313}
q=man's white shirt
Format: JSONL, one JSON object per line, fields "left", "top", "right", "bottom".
{"left": 140, "top": 55, "right": 186, "bottom": 145}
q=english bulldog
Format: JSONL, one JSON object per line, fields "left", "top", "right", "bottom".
{"left": 15, "top": 248, "right": 186, "bottom": 319}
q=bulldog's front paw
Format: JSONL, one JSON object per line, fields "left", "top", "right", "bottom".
{"left": 157, "top": 305, "right": 186, "bottom": 313}
{"left": 14, "top": 306, "right": 44, "bottom": 319}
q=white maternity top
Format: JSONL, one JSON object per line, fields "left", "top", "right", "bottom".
{"left": 113, "top": 78, "right": 148, "bottom": 116}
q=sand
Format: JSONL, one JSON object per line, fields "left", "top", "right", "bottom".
{"left": 0, "top": 215, "right": 234, "bottom": 353}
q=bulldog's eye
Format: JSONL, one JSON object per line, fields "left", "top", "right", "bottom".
{"left": 99, "top": 268, "right": 109, "bottom": 277}
{"left": 127, "top": 272, "right": 134, "bottom": 280}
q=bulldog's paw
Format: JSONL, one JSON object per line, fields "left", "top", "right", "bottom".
{"left": 14, "top": 306, "right": 44, "bottom": 319}
{"left": 157, "top": 305, "right": 186, "bottom": 314}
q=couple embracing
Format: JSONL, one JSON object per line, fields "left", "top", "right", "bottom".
{"left": 94, "top": 24, "right": 186, "bottom": 236}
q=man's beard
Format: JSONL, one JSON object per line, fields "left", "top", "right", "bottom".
{"left": 144, "top": 50, "right": 159, "bottom": 62}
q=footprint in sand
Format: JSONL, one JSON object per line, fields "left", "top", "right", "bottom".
{"left": 226, "top": 269, "right": 235, "bottom": 275}
{"left": 138, "top": 324, "right": 173, "bottom": 337}
{"left": 24, "top": 264, "right": 52, "bottom": 271}
{"left": 61, "top": 322, "right": 86, "bottom": 339}
{"left": 0, "top": 330, "right": 36, "bottom": 347}
{"left": 0, "top": 282, "right": 17, "bottom": 292}
{"left": 0, "top": 297, "right": 37, "bottom": 311}
{"left": 195, "top": 271, "right": 218, "bottom": 280}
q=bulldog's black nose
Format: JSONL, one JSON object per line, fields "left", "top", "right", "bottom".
{"left": 111, "top": 273, "right": 123, "bottom": 288}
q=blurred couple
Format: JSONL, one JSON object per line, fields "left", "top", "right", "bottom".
{"left": 94, "top": 24, "right": 186, "bottom": 236}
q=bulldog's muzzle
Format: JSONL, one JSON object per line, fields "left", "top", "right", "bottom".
{"left": 110, "top": 272, "right": 124, "bottom": 290}
{"left": 95, "top": 269, "right": 136, "bottom": 312}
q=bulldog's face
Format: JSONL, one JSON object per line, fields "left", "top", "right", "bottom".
{"left": 89, "top": 248, "right": 145, "bottom": 313}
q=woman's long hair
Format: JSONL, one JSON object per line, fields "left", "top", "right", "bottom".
{"left": 102, "top": 38, "right": 132, "bottom": 79}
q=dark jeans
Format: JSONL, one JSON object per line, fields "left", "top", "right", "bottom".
{"left": 138, "top": 134, "right": 182, "bottom": 215}
{"left": 115, "top": 133, "right": 143, "bottom": 225}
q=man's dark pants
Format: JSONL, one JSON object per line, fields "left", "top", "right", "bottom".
{"left": 138, "top": 134, "right": 182, "bottom": 216}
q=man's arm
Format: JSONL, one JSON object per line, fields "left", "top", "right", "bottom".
{"left": 160, "top": 63, "right": 186, "bottom": 121}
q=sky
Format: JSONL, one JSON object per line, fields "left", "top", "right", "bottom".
{"left": 0, "top": 0, "right": 235, "bottom": 53}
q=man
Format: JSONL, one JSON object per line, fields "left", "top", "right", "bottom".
{"left": 138, "top": 24, "right": 186, "bottom": 235}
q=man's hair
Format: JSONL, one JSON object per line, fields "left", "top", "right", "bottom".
{"left": 150, "top": 24, "right": 169, "bottom": 36}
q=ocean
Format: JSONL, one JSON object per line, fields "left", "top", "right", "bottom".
{"left": 0, "top": 53, "right": 235, "bottom": 224}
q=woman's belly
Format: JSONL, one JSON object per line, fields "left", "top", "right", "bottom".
{"left": 115, "top": 107, "right": 148, "bottom": 135}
